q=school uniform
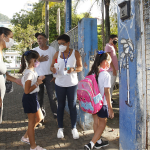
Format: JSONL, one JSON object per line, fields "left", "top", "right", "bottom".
{"left": 21, "top": 69, "right": 40, "bottom": 113}
{"left": 97, "top": 70, "right": 111, "bottom": 118}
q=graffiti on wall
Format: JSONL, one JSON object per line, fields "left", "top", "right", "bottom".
{"left": 118, "top": 4, "right": 135, "bottom": 107}
{"left": 120, "top": 39, "right": 134, "bottom": 107}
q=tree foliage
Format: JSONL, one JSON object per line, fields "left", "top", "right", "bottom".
{"left": 0, "top": 13, "right": 10, "bottom": 22}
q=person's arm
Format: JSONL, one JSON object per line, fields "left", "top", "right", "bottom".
{"left": 107, "top": 52, "right": 117, "bottom": 76}
{"left": 0, "top": 97, "right": 2, "bottom": 108}
{"left": 6, "top": 72, "right": 22, "bottom": 86}
{"left": 0, "top": 62, "right": 7, "bottom": 75}
{"left": 50, "top": 51, "right": 59, "bottom": 74}
{"left": 67, "top": 50, "right": 83, "bottom": 73}
{"left": 104, "top": 87, "right": 114, "bottom": 119}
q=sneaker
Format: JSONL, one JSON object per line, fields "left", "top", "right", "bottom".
{"left": 57, "top": 128, "right": 64, "bottom": 138}
{"left": 53, "top": 113, "right": 57, "bottom": 119}
{"left": 21, "top": 136, "right": 30, "bottom": 145}
{"left": 30, "top": 145, "right": 46, "bottom": 150}
{"left": 94, "top": 140, "right": 109, "bottom": 149}
{"left": 84, "top": 143, "right": 92, "bottom": 150}
{"left": 72, "top": 128, "right": 79, "bottom": 139}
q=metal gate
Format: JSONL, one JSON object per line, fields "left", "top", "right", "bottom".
{"left": 143, "top": 0, "right": 150, "bottom": 148}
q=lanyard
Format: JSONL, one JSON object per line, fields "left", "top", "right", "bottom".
{"left": 63, "top": 50, "right": 70, "bottom": 68}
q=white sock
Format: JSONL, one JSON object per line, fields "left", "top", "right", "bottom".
{"left": 90, "top": 141, "right": 94, "bottom": 148}
{"left": 97, "top": 138, "right": 102, "bottom": 144}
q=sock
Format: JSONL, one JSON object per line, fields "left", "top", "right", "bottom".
{"left": 90, "top": 141, "right": 94, "bottom": 149}
{"left": 97, "top": 138, "right": 102, "bottom": 144}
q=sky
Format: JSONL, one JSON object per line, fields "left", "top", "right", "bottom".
{"left": 0, "top": 0, "right": 117, "bottom": 20}
{"left": 0, "top": 0, "right": 39, "bottom": 19}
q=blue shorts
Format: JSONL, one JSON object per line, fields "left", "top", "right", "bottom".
{"left": 97, "top": 105, "right": 108, "bottom": 118}
{"left": 22, "top": 92, "right": 40, "bottom": 114}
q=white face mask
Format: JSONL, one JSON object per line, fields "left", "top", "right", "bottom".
{"left": 4, "top": 38, "right": 14, "bottom": 48}
{"left": 59, "top": 45, "right": 67, "bottom": 52}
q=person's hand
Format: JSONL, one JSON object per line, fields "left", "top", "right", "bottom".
{"left": 52, "top": 67, "right": 57, "bottom": 74}
{"left": 39, "top": 55, "right": 49, "bottom": 62}
{"left": 37, "top": 76, "right": 45, "bottom": 85}
{"left": 113, "top": 69, "right": 117, "bottom": 76}
{"left": 15, "top": 78, "right": 23, "bottom": 86}
{"left": 0, "top": 97, "right": 2, "bottom": 108}
{"left": 108, "top": 108, "right": 114, "bottom": 119}
{"left": 50, "top": 77, "right": 55, "bottom": 82}
{"left": 67, "top": 68, "right": 75, "bottom": 74}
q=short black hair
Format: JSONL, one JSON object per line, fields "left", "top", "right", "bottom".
{"left": 109, "top": 34, "right": 118, "bottom": 40}
{"left": 57, "top": 34, "right": 70, "bottom": 43}
{"left": 0, "top": 27, "right": 12, "bottom": 36}
{"left": 35, "top": 32, "right": 47, "bottom": 38}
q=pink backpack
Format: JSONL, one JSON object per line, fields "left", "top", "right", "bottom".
{"left": 77, "top": 71, "right": 104, "bottom": 114}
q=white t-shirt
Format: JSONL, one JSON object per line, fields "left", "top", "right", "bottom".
{"left": 55, "top": 50, "right": 78, "bottom": 87}
{"left": 21, "top": 69, "right": 39, "bottom": 94}
{"left": 33, "top": 46, "right": 56, "bottom": 76}
{"left": 98, "top": 71, "right": 111, "bottom": 105}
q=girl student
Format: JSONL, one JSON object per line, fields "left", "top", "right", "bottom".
{"left": 19, "top": 50, "right": 46, "bottom": 150}
{"left": 84, "top": 51, "right": 114, "bottom": 150}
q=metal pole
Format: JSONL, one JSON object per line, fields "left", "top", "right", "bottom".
{"left": 102, "top": 0, "right": 105, "bottom": 50}
{"left": 45, "top": 1, "right": 49, "bottom": 44}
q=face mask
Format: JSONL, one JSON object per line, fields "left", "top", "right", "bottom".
{"left": 113, "top": 40, "right": 117, "bottom": 45}
{"left": 34, "top": 61, "right": 40, "bottom": 68}
{"left": 4, "top": 38, "right": 14, "bottom": 48}
{"left": 59, "top": 45, "right": 67, "bottom": 52}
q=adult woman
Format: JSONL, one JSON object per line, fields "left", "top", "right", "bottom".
{"left": 50, "top": 34, "right": 82, "bottom": 139}
{"left": 0, "top": 27, "right": 22, "bottom": 123}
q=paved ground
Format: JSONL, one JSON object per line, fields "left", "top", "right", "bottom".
{"left": 0, "top": 74, "right": 119, "bottom": 150}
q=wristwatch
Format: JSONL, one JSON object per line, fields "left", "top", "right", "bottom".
{"left": 74, "top": 67, "right": 76, "bottom": 71}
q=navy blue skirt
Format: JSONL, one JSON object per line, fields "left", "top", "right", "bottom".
{"left": 97, "top": 105, "right": 108, "bottom": 118}
{"left": 22, "top": 92, "right": 40, "bottom": 113}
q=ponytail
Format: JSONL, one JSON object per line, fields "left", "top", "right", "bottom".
{"left": 18, "top": 54, "right": 26, "bottom": 73}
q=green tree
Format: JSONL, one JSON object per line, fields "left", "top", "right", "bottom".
{"left": 0, "top": 13, "right": 10, "bottom": 22}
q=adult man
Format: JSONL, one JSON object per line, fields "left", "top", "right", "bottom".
{"left": 33, "top": 33, "right": 57, "bottom": 120}
{"left": 105, "top": 34, "right": 118, "bottom": 102}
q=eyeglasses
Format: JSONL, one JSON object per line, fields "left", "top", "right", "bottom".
{"left": 58, "top": 42, "right": 66, "bottom": 46}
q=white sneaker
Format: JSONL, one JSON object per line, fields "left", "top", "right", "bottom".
{"left": 72, "top": 128, "right": 79, "bottom": 139}
{"left": 30, "top": 145, "right": 46, "bottom": 150}
{"left": 57, "top": 128, "right": 64, "bottom": 138}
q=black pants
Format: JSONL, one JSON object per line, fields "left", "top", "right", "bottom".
{"left": 38, "top": 74, "right": 57, "bottom": 116}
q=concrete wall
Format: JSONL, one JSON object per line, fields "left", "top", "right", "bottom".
{"left": 117, "top": 0, "right": 146, "bottom": 149}
{"left": 77, "top": 18, "right": 98, "bottom": 130}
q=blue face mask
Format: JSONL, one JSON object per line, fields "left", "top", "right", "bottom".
{"left": 34, "top": 61, "right": 40, "bottom": 68}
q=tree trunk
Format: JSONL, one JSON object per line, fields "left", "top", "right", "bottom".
{"left": 104, "top": 0, "right": 110, "bottom": 43}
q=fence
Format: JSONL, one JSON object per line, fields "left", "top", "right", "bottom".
{"left": 50, "top": 26, "right": 78, "bottom": 51}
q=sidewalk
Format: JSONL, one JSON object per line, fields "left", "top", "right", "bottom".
{"left": 0, "top": 75, "right": 119, "bottom": 150}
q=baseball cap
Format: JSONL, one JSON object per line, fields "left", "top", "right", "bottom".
{"left": 35, "top": 32, "right": 47, "bottom": 38}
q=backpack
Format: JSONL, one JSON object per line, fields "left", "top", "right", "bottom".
{"left": 77, "top": 71, "right": 104, "bottom": 114}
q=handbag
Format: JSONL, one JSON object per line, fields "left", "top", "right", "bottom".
{"left": 5, "top": 80, "right": 13, "bottom": 93}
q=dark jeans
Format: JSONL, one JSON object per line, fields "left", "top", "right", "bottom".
{"left": 55, "top": 84, "right": 78, "bottom": 129}
{"left": 38, "top": 74, "right": 57, "bottom": 115}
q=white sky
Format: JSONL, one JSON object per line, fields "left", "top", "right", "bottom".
{"left": 0, "top": 0, "right": 117, "bottom": 20}
{"left": 0, "top": 0, "right": 39, "bottom": 19}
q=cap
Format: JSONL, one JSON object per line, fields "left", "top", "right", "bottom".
{"left": 35, "top": 32, "right": 47, "bottom": 38}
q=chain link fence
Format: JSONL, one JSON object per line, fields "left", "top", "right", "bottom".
{"left": 50, "top": 26, "right": 78, "bottom": 51}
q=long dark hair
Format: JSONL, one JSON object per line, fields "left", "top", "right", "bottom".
{"left": 0, "top": 27, "right": 12, "bottom": 36}
{"left": 19, "top": 50, "right": 39, "bottom": 73}
{"left": 88, "top": 52, "right": 111, "bottom": 83}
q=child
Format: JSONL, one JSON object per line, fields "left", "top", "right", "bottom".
{"left": 84, "top": 51, "right": 114, "bottom": 150}
{"left": 19, "top": 50, "right": 46, "bottom": 150}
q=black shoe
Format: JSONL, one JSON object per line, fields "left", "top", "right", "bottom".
{"left": 94, "top": 140, "right": 109, "bottom": 149}
{"left": 84, "top": 143, "right": 92, "bottom": 150}
{"left": 53, "top": 113, "right": 57, "bottom": 119}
